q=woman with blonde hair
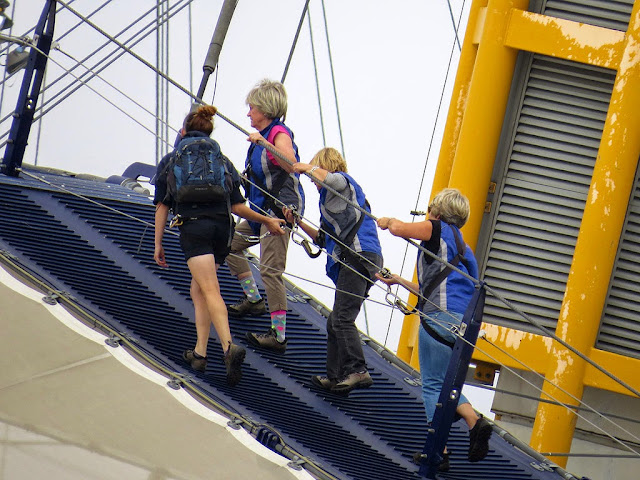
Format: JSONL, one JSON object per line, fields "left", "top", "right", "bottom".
{"left": 153, "top": 105, "right": 284, "bottom": 386}
{"left": 284, "top": 147, "right": 383, "bottom": 396}
{"left": 226, "top": 79, "right": 305, "bottom": 354}
{"left": 376, "top": 188, "right": 491, "bottom": 470}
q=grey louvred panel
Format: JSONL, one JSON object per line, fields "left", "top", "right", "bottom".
{"left": 599, "top": 181, "right": 640, "bottom": 360}
{"left": 543, "top": 0, "right": 634, "bottom": 31}
{"left": 481, "top": 55, "right": 616, "bottom": 334}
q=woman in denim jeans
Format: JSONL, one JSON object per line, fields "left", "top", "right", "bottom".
{"left": 376, "top": 188, "right": 492, "bottom": 470}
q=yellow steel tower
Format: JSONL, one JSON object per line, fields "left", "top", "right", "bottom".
{"left": 397, "top": 0, "right": 640, "bottom": 475}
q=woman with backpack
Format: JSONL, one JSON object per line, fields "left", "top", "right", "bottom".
{"left": 153, "top": 104, "right": 284, "bottom": 386}
{"left": 283, "top": 147, "right": 383, "bottom": 396}
{"left": 225, "top": 79, "right": 305, "bottom": 353}
{"left": 375, "top": 188, "right": 492, "bottom": 470}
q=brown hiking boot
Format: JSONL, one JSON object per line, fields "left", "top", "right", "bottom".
{"left": 332, "top": 370, "right": 373, "bottom": 395}
{"left": 224, "top": 343, "right": 246, "bottom": 386}
{"left": 182, "top": 349, "right": 207, "bottom": 372}
{"left": 227, "top": 296, "right": 267, "bottom": 317}
{"left": 311, "top": 375, "right": 337, "bottom": 391}
{"left": 245, "top": 328, "right": 287, "bottom": 353}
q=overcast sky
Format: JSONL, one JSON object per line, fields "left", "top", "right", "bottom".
{"left": 1, "top": 0, "right": 494, "bottom": 413}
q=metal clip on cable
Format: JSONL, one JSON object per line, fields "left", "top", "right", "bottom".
{"left": 379, "top": 268, "right": 418, "bottom": 316}
{"left": 235, "top": 230, "right": 274, "bottom": 242}
{"left": 291, "top": 227, "right": 322, "bottom": 259}
{"left": 169, "top": 214, "right": 184, "bottom": 228}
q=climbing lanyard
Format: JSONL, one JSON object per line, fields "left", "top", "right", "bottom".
{"left": 291, "top": 226, "right": 322, "bottom": 258}
{"left": 378, "top": 268, "right": 418, "bottom": 316}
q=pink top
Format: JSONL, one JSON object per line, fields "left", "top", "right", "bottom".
{"left": 266, "top": 125, "right": 290, "bottom": 166}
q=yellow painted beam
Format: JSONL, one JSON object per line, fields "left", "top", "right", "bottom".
{"left": 584, "top": 349, "right": 640, "bottom": 397}
{"left": 531, "top": 1, "right": 640, "bottom": 466}
{"left": 505, "top": 10, "right": 625, "bottom": 69}
{"left": 397, "top": 0, "right": 488, "bottom": 361}
{"left": 472, "top": 327, "right": 640, "bottom": 397}
{"left": 431, "top": 0, "right": 488, "bottom": 198}
{"left": 448, "top": 0, "right": 530, "bottom": 251}
{"left": 396, "top": 270, "right": 421, "bottom": 369}
{"left": 473, "top": 324, "right": 553, "bottom": 372}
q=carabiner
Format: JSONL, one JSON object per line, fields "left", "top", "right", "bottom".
{"left": 301, "top": 239, "right": 322, "bottom": 258}
{"left": 169, "top": 214, "right": 184, "bottom": 228}
{"left": 384, "top": 285, "right": 417, "bottom": 316}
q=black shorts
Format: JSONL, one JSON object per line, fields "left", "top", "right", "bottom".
{"left": 179, "top": 217, "right": 233, "bottom": 264}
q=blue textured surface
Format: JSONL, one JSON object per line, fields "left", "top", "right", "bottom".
{"left": 0, "top": 169, "right": 568, "bottom": 480}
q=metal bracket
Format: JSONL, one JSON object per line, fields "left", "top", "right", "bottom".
{"left": 42, "top": 290, "right": 73, "bottom": 305}
{"left": 403, "top": 376, "right": 421, "bottom": 387}
{"left": 287, "top": 456, "right": 305, "bottom": 471}
{"left": 104, "top": 334, "right": 121, "bottom": 348}
{"left": 166, "top": 377, "right": 184, "bottom": 390}
{"left": 104, "top": 332, "right": 138, "bottom": 348}
{"left": 227, "top": 418, "right": 243, "bottom": 430}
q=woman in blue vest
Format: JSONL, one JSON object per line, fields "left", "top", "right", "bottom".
{"left": 284, "top": 147, "right": 383, "bottom": 396}
{"left": 154, "top": 105, "right": 284, "bottom": 386}
{"left": 376, "top": 188, "right": 492, "bottom": 469}
{"left": 226, "top": 80, "right": 305, "bottom": 353}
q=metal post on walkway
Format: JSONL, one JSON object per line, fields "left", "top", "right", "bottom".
{"left": 0, "top": 0, "right": 56, "bottom": 177}
{"left": 416, "top": 283, "right": 487, "bottom": 479}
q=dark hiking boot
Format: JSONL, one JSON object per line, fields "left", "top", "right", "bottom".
{"left": 246, "top": 328, "right": 287, "bottom": 353}
{"left": 182, "top": 349, "right": 207, "bottom": 372}
{"left": 224, "top": 343, "right": 246, "bottom": 386}
{"left": 468, "top": 415, "right": 492, "bottom": 462}
{"left": 332, "top": 370, "right": 373, "bottom": 395}
{"left": 411, "top": 451, "right": 450, "bottom": 472}
{"left": 311, "top": 375, "right": 336, "bottom": 391}
{"left": 227, "top": 296, "right": 266, "bottom": 317}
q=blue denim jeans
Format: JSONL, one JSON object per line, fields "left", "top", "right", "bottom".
{"left": 418, "top": 310, "right": 469, "bottom": 421}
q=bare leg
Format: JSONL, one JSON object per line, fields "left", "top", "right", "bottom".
{"left": 187, "top": 254, "right": 232, "bottom": 352}
{"left": 190, "top": 278, "right": 212, "bottom": 357}
{"left": 456, "top": 402, "right": 480, "bottom": 429}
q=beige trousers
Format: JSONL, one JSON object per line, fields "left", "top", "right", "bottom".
{"left": 225, "top": 220, "right": 290, "bottom": 312}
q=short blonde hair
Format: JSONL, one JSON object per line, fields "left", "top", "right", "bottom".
{"left": 429, "top": 188, "right": 470, "bottom": 228}
{"left": 310, "top": 147, "right": 348, "bottom": 173}
{"left": 246, "top": 79, "right": 288, "bottom": 120}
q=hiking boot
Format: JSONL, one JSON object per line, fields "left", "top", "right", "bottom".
{"left": 411, "top": 451, "right": 450, "bottom": 472}
{"left": 224, "top": 343, "right": 246, "bottom": 386}
{"left": 227, "top": 296, "right": 266, "bottom": 317}
{"left": 332, "top": 370, "right": 373, "bottom": 395}
{"left": 182, "top": 349, "right": 207, "bottom": 372}
{"left": 245, "top": 328, "right": 287, "bottom": 353}
{"left": 468, "top": 415, "right": 492, "bottom": 462}
{"left": 311, "top": 375, "right": 336, "bottom": 391}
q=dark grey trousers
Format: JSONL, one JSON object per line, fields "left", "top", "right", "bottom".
{"left": 326, "top": 251, "right": 383, "bottom": 380}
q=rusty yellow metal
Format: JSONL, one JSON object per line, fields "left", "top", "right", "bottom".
{"left": 431, "top": 0, "right": 488, "bottom": 204}
{"left": 396, "top": 0, "right": 640, "bottom": 465}
{"left": 473, "top": 324, "right": 553, "bottom": 372}
{"left": 396, "top": 0, "right": 489, "bottom": 367}
{"left": 473, "top": 329, "right": 640, "bottom": 396}
{"left": 447, "top": 0, "right": 530, "bottom": 251}
{"left": 504, "top": 10, "right": 625, "bottom": 69}
{"left": 585, "top": 350, "right": 640, "bottom": 395}
{"left": 395, "top": 269, "right": 421, "bottom": 369}
{"left": 531, "top": 1, "right": 640, "bottom": 466}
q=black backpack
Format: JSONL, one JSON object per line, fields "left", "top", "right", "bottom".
{"left": 166, "top": 136, "right": 231, "bottom": 211}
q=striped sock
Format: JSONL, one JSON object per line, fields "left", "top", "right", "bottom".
{"left": 241, "top": 276, "right": 262, "bottom": 302}
{"left": 271, "top": 310, "right": 286, "bottom": 342}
